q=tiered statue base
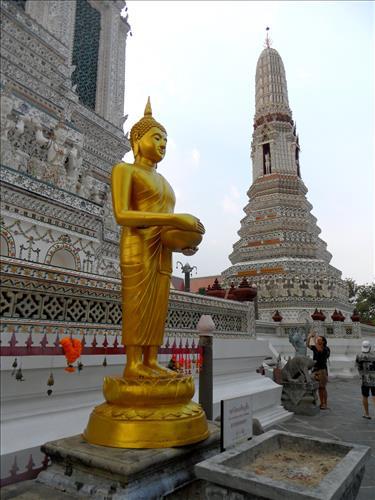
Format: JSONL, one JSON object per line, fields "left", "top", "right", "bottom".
{"left": 83, "top": 374, "right": 209, "bottom": 448}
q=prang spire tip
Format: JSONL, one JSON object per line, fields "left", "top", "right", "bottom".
{"left": 264, "top": 26, "right": 272, "bottom": 49}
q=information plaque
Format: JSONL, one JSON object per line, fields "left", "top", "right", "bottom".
{"left": 221, "top": 395, "right": 252, "bottom": 451}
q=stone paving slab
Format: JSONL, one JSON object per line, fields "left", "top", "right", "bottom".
{"left": 1, "top": 480, "right": 77, "bottom": 499}
{"left": 270, "top": 376, "right": 375, "bottom": 500}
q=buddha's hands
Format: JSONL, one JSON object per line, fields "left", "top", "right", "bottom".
{"left": 174, "top": 214, "right": 205, "bottom": 234}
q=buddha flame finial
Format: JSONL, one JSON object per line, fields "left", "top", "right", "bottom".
{"left": 144, "top": 96, "right": 152, "bottom": 117}
{"left": 265, "top": 26, "right": 272, "bottom": 49}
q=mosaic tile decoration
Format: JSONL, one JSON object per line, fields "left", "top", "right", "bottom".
{"left": 72, "top": 0, "right": 101, "bottom": 110}
{"left": 9, "top": 0, "right": 26, "bottom": 10}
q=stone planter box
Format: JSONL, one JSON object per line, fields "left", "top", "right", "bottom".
{"left": 195, "top": 430, "right": 370, "bottom": 500}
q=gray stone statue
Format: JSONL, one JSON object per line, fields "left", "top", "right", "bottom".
{"left": 281, "top": 356, "right": 318, "bottom": 415}
{"left": 281, "top": 356, "right": 314, "bottom": 384}
{"left": 288, "top": 328, "right": 307, "bottom": 357}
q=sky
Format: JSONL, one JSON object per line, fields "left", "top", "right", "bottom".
{"left": 123, "top": 1, "right": 374, "bottom": 285}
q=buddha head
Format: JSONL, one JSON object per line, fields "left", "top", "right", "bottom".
{"left": 130, "top": 98, "right": 167, "bottom": 164}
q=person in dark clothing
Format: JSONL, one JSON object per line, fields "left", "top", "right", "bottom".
{"left": 355, "top": 340, "right": 375, "bottom": 419}
{"left": 307, "top": 332, "right": 330, "bottom": 409}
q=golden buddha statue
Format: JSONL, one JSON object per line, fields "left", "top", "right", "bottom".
{"left": 83, "top": 99, "right": 209, "bottom": 448}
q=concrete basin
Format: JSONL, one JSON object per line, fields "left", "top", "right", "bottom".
{"left": 195, "top": 430, "right": 370, "bottom": 500}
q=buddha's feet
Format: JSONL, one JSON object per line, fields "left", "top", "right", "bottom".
{"left": 124, "top": 363, "right": 158, "bottom": 379}
{"left": 145, "top": 362, "right": 179, "bottom": 378}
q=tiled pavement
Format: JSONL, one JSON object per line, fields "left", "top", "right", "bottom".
{"left": 270, "top": 376, "right": 375, "bottom": 500}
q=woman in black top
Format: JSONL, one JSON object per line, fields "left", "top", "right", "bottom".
{"left": 307, "top": 333, "right": 330, "bottom": 409}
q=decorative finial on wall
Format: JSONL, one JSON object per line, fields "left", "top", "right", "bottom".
{"left": 265, "top": 26, "right": 272, "bottom": 48}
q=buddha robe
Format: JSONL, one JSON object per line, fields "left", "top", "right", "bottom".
{"left": 113, "top": 163, "right": 175, "bottom": 346}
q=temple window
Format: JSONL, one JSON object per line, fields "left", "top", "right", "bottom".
{"left": 262, "top": 143, "right": 271, "bottom": 175}
{"left": 295, "top": 146, "right": 301, "bottom": 177}
{"left": 72, "top": 0, "right": 101, "bottom": 110}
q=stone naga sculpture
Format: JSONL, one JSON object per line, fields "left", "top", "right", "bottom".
{"left": 281, "top": 356, "right": 318, "bottom": 413}
{"left": 281, "top": 356, "right": 314, "bottom": 384}
{"left": 84, "top": 99, "right": 208, "bottom": 448}
{"left": 289, "top": 328, "right": 307, "bottom": 357}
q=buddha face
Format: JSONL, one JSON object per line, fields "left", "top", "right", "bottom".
{"left": 137, "top": 126, "right": 167, "bottom": 164}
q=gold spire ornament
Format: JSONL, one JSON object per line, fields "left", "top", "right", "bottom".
{"left": 84, "top": 99, "right": 209, "bottom": 448}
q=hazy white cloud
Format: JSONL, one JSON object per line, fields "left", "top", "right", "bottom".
{"left": 222, "top": 185, "right": 243, "bottom": 215}
{"left": 230, "top": 185, "right": 241, "bottom": 199}
{"left": 191, "top": 148, "right": 200, "bottom": 167}
{"left": 166, "top": 136, "right": 177, "bottom": 152}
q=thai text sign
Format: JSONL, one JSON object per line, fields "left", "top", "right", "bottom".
{"left": 221, "top": 395, "right": 252, "bottom": 451}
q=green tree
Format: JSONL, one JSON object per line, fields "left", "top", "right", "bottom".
{"left": 355, "top": 282, "right": 375, "bottom": 325}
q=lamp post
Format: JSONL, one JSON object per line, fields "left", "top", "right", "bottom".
{"left": 176, "top": 261, "right": 197, "bottom": 292}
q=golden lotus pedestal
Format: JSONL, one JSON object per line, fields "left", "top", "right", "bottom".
{"left": 83, "top": 374, "right": 209, "bottom": 448}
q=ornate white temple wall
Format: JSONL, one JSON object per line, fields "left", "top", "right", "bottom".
{"left": 1, "top": 0, "right": 130, "bottom": 280}
{"left": 1, "top": 256, "right": 291, "bottom": 482}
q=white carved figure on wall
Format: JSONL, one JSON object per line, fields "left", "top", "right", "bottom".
{"left": 305, "top": 279, "right": 315, "bottom": 298}
{"left": 64, "top": 141, "right": 83, "bottom": 192}
{"left": 35, "top": 119, "right": 70, "bottom": 187}
{"left": 254, "top": 279, "right": 263, "bottom": 297}
{"left": 294, "top": 276, "right": 303, "bottom": 298}
{"left": 26, "top": 153, "right": 45, "bottom": 180}
{"left": 264, "top": 152, "right": 271, "bottom": 174}
{"left": 10, "top": 114, "right": 31, "bottom": 173}
{"left": 278, "top": 277, "right": 288, "bottom": 298}
{"left": 5, "top": 106, "right": 44, "bottom": 176}
{"left": 0, "top": 85, "right": 15, "bottom": 140}
{"left": 257, "top": 278, "right": 265, "bottom": 298}
{"left": 76, "top": 168, "right": 93, "bottom": 199}
{"left": 303, "top": 278, "right": 310, "bottom": 296}
{"left": 268, "top": 279, "right": 277, "bottom": 299}
{"left": 339, "top": 283, "right": 346, "bottom": 301}
{"left": 314, "top": 279, "right": 323, "bottom": 298}
{"left": 320, "top": 278, "right": 330, "bottom": 299}
{"left": 14, "top": 115, "right": 26, "bottom": 137}
{"left": 261, "top": 278, "right": 271, "bottom": 299}
{"left": 0, "top": 85, "right": 16, "bottom": 166}
{"left": 285, "top": 278, "right": 293, "bottom": 297}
